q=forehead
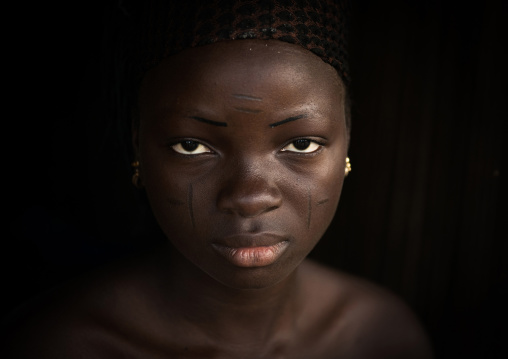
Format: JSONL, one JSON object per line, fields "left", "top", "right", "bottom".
{"left": 138, "top": 39, "right": 343, "bottom": 114}
{"left": 140, "top": 39, "right": 343, "bottom": 93}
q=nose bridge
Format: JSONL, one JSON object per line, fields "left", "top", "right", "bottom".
{"left": 216, "top": 153, "right": 282, "bottom": 217}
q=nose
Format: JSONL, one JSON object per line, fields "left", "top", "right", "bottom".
{"left": 216, "top": 159, "right": 283, "bottom": 218}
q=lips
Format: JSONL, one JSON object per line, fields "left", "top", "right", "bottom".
{"left": 211, "top": 233, "right": 290, "bottom": 268}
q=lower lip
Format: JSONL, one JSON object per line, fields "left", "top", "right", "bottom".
{"left": 212, "top": 241, "right": 290, "bottom": 268}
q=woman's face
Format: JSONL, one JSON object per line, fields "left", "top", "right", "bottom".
{"left": 136, "top": 40, "right": 348, "bottom": 289}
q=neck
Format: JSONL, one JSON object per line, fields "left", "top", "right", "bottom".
{"left": 158, "top": 243, "right": 302, "bottom": 345}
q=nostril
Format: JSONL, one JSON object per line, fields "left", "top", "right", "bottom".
{"left": 217, "top": 185, "right": 282, "bottom": 218}
{"left": 266, "top": 205, "right": 279, "bottom": 213}
{"left": 239, "top": 204, "right": 280, "bottom": 218}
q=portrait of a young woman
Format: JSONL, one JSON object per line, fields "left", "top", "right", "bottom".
{"left": 3, "top": 1, "right": 505, "bottom": 358}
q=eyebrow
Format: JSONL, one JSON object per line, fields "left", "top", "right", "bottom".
{"left": 188, "top": 116, "right": 228, "bottom": 127}
{"left": 269, "top": 114, "right": 308, "bottom": 128}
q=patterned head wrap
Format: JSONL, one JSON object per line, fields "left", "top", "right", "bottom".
{"left": 137, "top": 0, "right": 350, "bottom": 87}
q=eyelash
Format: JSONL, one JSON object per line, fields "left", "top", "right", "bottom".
{"left": 169, "top": 138, "right": 325, "bottom": 156}
{"left": 170, "top": 139, "right": 215, "bottom": 156}
{"left": 280, "top": 138, "right": 325, "bottom": 154}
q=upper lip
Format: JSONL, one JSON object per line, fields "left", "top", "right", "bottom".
{"left": 212, "top": 232, "right": 289, "bottom": 248}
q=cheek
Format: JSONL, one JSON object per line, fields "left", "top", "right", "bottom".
{"left": 145, "top": 179, "right": 192, "bottom": 236}
{"left": 312, "top": 174, "right": 343, "bottom": 230}
{"left": 140, "top": 151, "right": 219, "bottom": 249}
{"left": 140, "top": 155, "right": 196, "bottom": 239}
{"left": 291, "top": 158, "right": 345, "bottom": 237}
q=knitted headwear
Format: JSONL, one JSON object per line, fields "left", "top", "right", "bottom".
{"left": 137, "top": 0, "right": 350, "bottom": 87}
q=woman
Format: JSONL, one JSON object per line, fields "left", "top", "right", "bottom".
{"left": 4, "top": 1, "right": 433, "bottom": 357}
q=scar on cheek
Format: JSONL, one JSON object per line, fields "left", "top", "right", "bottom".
{"left": 317, "top": 198, "right": 329, "bottom": 206}
{"left": 188, "top": 183, "right": 195, "bottom": 228}
{"left": 167, "top": 198, "right": 185, "bottom": 206}
{"left": 307, "top": 188, "right": 312, "bottom": 230}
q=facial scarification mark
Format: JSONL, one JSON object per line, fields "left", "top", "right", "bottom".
{"left": 233, "top": 107, "right": 262, "bottom": 114}
{"left": 188, "top": 183, "right": 195, "bottom": 228}
{"left": 232, "top": 94, "right": 263, "bottom": 101}
{"left": 168, "top": 198, "right": 185, "bottom": 206}
{"left": 307, "top": 187, "right": 312, "bottom": 229}
{"left": 317, "top": 198, "right": 329, "bottom": 205}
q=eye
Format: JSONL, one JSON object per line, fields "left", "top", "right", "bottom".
{"left": 281, "top": 139, "right": 322, "bottom": 153}
{"left": 171, "top": 140, "right": 212, "bottom": 155}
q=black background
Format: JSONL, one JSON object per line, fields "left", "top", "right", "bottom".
{"left": 5, "top": 1, "right": 507, "bottom": 358}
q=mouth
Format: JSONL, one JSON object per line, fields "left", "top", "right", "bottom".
{"left": 211, "top": 233, "right": 290, "bottom": 268}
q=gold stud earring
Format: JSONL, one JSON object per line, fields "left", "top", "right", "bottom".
{"left": 131, "top": 160, "right": 142, "bottom": 188}
{"left": 344, "top": 157, "right": 351, "bottom": 176}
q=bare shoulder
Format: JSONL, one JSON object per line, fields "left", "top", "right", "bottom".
{"left": 2, "top": 250, "right": 168, "bottom": 358}
{"left": 299, "top": 260, "right": 434, "bottom": 359}
{"left": 2, "top": 276, "right": 105, "bottom": 358}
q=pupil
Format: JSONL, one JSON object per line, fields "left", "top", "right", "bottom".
{"left": 182, "top": 140, "right": 198, "bottom": 152}
{"left": 293, "top": 139, "right": 310, "bottom": 150}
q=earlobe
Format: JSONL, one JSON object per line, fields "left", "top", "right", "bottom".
{"left": 131, "top": 160, "right": 142, "bottom": 188}
{"left": 344, "top": 157, "right": 351, "bottom": 176}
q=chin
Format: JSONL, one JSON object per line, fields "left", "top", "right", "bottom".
{"left": 204, "top": 260, "right": 300, "bottom": 291}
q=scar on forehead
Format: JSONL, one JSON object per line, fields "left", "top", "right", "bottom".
{"left": 233, "top": 107, "right": 262, "bottom": 114}
{"left": 232, "top": 94, "right": 263, "bottom": 101}
{"left": 317, "top": 198, "right": 329, "bottom": 205}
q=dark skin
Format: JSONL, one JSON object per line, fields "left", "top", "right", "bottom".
{"left": 4, "top": 40, "right": 433, "bottom": 358}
